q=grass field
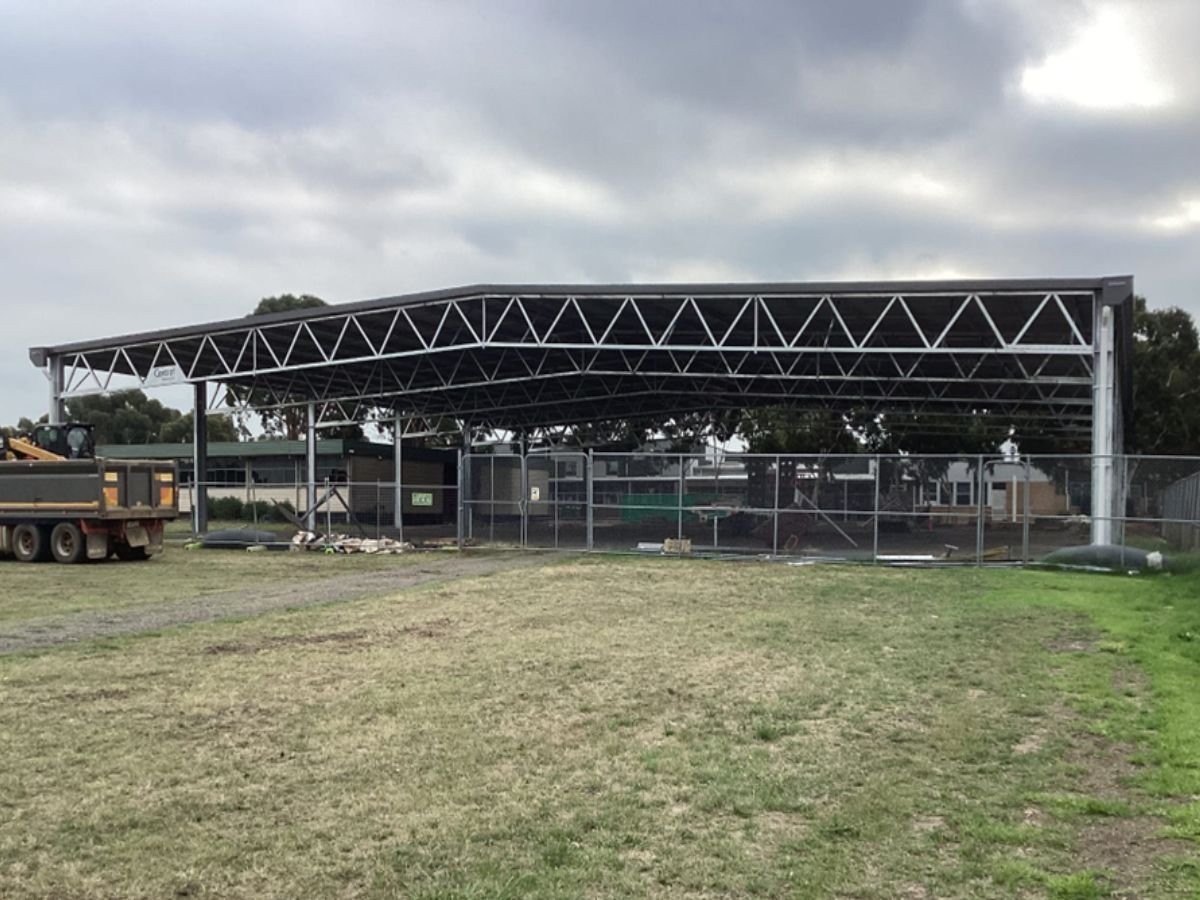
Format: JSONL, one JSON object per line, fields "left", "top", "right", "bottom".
{"left": 1, "top": 552, "right": 1198, "bottom": 898}
{"left": 0, "top": 549, "right": 410, "bottom": 624}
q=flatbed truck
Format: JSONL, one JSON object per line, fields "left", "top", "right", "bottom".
{"left": 0, "top": 425, "right": 179, "bottom": 563}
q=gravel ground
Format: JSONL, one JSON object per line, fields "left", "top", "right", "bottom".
{"left": 0, "top": 553, "right": 545, "bottom": 654}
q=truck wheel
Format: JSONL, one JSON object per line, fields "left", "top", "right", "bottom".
{"left": 50, "top": 522, "right": 87, "bottom": 564}
{"left": 115, "top": 543, "right": 150, "bottom": 562}
{"left": 12, "top": 524, "right": 51, "bottom": 563}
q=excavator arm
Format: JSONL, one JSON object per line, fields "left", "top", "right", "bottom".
{"left": 1, "top": 434, "right": 67, "bottom": 462}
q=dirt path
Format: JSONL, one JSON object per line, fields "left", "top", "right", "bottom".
{"left": 0, "top": 553, "right": 545, "bottom": 654}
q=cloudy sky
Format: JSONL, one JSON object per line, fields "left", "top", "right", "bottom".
{"left": 2, "top": 0, "right": 1197, "bottom": 424}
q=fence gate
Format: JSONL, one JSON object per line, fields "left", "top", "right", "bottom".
{"left": 524, "top": 452, "right": 589, "bottom": 550}
{"left": 464, "top": 453, "right": 524, "bottom": 547}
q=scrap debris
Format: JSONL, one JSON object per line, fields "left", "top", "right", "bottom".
{"left": 291, "top": 531, "right": 415, "bottom": 555}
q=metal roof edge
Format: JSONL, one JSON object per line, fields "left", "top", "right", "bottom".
{"left": 32, "top": 276, "right": 1123, "bottom": 358}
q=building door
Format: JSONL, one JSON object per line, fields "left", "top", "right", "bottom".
{"left": 990, "top": 481, "right": 1008, "bottom": 518}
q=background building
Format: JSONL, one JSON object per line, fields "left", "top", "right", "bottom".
{"left": 99, "top": 440, "right": 456, "bottom": 526}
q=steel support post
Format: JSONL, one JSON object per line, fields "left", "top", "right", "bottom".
{"left": 193, "top": 381, "right": 209, "bottom": 535}
{"left": 520, "top": 455, "right": 528, "bottom": 548}
{"left": 1091, "top": 304, "right": 1117, "bottom": 545}
{"left": 305, "top": 402, "right": 317, "bottom": 532}
{"left": 519, "top": 435, "right": 528, "bottom": 548}
{"left": 586, "top": 449, "right": 594, "bottom": 551}
{"left": 47, "top": 355, "right": 66, "bottom": 425}
{"left": 393, "top": 412, "right": 404, "bottom": 542}
{"left": 463, "top": 426, "right": 473, "bottom": 540}
{"left": 456, "top": 449, "right": 465, "bottom": 548}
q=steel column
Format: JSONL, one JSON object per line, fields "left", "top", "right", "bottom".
{"left": 456, "top": 448, "right": 465, "bottom": 548}
{"left": 463, "top": 426, "right": 473, "bottom": 540}
{"left": 47, "top": 355, "right": 66, "bottom": 425}
{"left": 586, "top": 449, "right": 594, "bottom": 551}
{"left": 305, "top": 402, "right": 317, "bottom": 532}
{"left": 193, "top": 382, "right": 208, "bottom": 534}
{"left": 1091, "top": 304, "right": 1116, "bottom": 545}
{"left": 519, "top": 435, "right": 528, "bottom": 548}
{"left": 393, "top": 412, "right": 404, "bottom": 542}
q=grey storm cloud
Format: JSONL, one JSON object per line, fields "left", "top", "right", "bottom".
{"left": 1, "top": 0, "right": 1198, "bottom": 423}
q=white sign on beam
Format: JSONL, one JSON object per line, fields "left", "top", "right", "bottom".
{"left": 143, "top": 365, "right": 188, "bottom": 388}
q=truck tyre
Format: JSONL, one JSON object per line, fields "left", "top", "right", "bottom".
{"left": 115, "top": 543, "right": 150, "bottom": 562}
{"left": 12, "top": 523, "right": 51, "bottom": 563}
{"left": 50, "top": 522, "right": 87, "bottom": 564}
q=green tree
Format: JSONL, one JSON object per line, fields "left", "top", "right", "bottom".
{"left": 160, "top": 412, "right": 238, "bottom": 444}
{"left": 65, "top": 391, "right": 178, "bottom": 444}
{"left": 251, "top": 294, "right": 328, "bottom": 316}
{"left": 2, "top": 391, "right": 239, "bottom": 446}
{"left": 1129, "top": 296, "right": 1200, "bottom": 455}
{"left": 232, "top": 294, "right": 354, "bottom": 439}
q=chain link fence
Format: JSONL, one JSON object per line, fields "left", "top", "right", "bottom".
{"left": 183, "top": 452, "right": 1200, "bottom": 564}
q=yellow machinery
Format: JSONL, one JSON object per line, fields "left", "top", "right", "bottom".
{"left": 0, "top": 424, "right": 178, "bottom": 564}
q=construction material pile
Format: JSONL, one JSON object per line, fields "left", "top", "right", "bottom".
{"left": 291, "top": 532, "right": 415, "bottom": 555}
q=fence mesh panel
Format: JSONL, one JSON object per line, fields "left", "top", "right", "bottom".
{"left": 181, "top": 451, "right": 1200, "bottom": 564}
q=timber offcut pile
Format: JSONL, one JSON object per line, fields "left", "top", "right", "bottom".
{"left": 291, "top": 532, "right": 415, "bottom": 554}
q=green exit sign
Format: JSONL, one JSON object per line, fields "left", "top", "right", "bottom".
{"left": 411, "top": 491, "right": 434, "bottom": 507}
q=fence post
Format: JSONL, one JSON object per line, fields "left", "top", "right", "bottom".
{"left": 586, "top": 449, "right": 594, "bottom": 552}
{"left": 872, "top": 455, "right": 880, "bottom": 564}
{"left": 552, "top": 455, "right": 560, "bottom": 550}
{"left": 772, "top": 454, "right": 781, "bottom": 557}
{"left": 677, "top": 454, "right": 685, "bottom": 545}
{"left": 975, "top": 455, "right": 985, "bottom": 566}
{"left": 1022, "top": 458, "right": 1031, "bottom": 564}
{"left": 324, "top": 475, "right": 332, "bottom": 537}
{"left": 1119, "top": 454, "right": 1129, "bottom": 549}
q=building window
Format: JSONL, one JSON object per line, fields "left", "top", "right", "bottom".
{"left": 954, "top": 481, "right": 972, "bottom": 506}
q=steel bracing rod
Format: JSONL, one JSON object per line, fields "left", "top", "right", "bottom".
{"left": 281, "top": 357, "right": 1094, "bottom": 403}
{"left": 371, "top": 377, "right": 1095, "bottom": 426}
{"left": 204, "top": 341, "right": 1095, "bottom": 406}
{"left": 208, "top": 355, "right": 1099, "bottom": 417}
{"left": 54, "top": 289, "right": 1098, "bottom": 394}
{"left": 59, "top": 336, "right": 1097, "bottom": 405}
{"left": 216, "top": 381, "right": 1099, "bottom": 434}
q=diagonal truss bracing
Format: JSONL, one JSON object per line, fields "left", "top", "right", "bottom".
{"left": 33, "top": 280, "right": 1126, "bottom": 435}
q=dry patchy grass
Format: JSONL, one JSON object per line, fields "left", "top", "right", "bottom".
{"left": 0, "top": 548, "right": 414, "bottom": 625}
{"left": 0, "top": 557, "right": 1195, "bottom": 898}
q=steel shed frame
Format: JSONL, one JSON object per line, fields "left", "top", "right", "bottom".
{"left": 30, "top": 276, "right": 1134, "bottom": 543}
